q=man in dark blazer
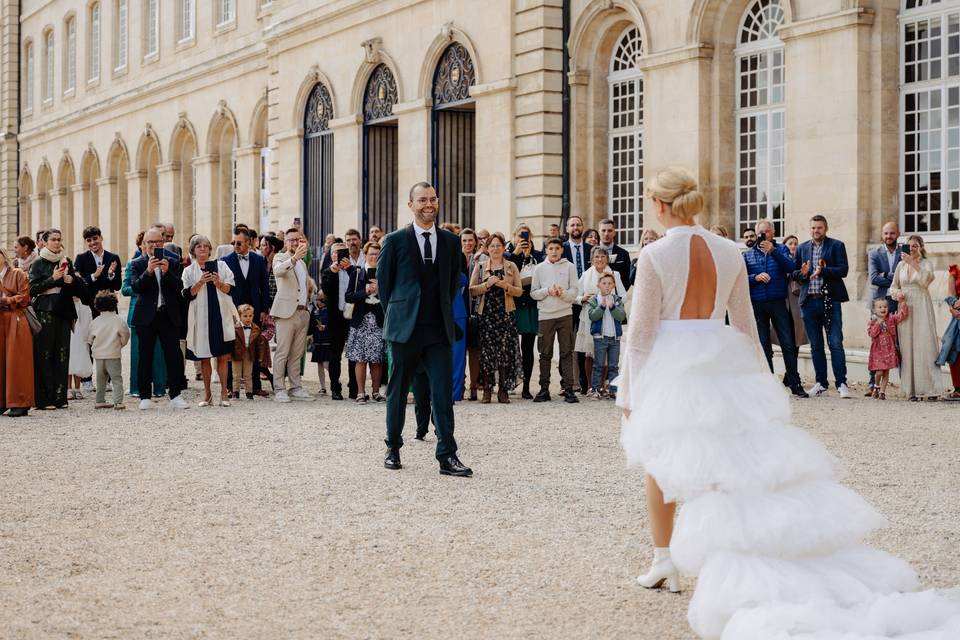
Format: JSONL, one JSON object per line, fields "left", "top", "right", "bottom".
{"left": 791, "top": 215, "right": 850, "bottom": 399}
{"left": 320, "top": 244, "right": 359, "bottom": 401}
{"left": 598, "top": 218, "right": 632, "bottom": 289}
{"left": 864, "top": 221, "right": 902, "bottom": 394}
{"left": 224, "top": 227, "right": 271, "bottom": 396}
{"left": 561, "top": 215, "right": 589, "bottom": 392}
{"left": 74, "top": 226, "right": 122, "bottom": 299}
{"left": 377, "top": 181, "right": 471, "bottom": 477}
{"left": 130, "top": 227, "right": 188, "bottom": 410}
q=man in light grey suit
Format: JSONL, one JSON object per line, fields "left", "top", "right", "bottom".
{"left": 865, "top": 221, "right": 902, "bottom": 394}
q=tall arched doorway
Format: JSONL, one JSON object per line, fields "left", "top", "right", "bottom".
{"left": 431, "top": 42, "right": 476, "bottom": 229}
{"left": 362, "top": 64, "right": 399, "bottom": 235}
{"left": 303, "top": 82, "right": 334, "bottom": 281}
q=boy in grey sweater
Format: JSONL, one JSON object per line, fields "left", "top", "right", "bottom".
{"left": 530, "top": 238, "right": 580, "bottom": 403}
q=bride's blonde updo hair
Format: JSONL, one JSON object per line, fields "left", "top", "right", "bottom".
{"left": 646, "top": 166, "right": 704, "bottom": 223}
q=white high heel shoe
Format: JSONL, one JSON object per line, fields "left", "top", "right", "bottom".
{"left": 637, "top": 558, "right": 681, "bottom": 593}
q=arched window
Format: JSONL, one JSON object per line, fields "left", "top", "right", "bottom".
{"left": 114, "top": 0, "right": 128, "bottom": 71}
{"left": 303, "top": 82, "right": 334, "bottom": 281}
{"left": 23, "top": 41, "right": 34, "bottom": 113}
{"left": 900, "top": 0, "right": 960, "bottom": 235}
{"left": 43, "top": 29, "right": 55, "bottom": 103}
{"left": 735, "top": 0, "right": 786, "bottom": 238}
{"left": 608, "top": 26, "right": 644, "bottom": 246}
{"left": 64, "top": 16, "right": 77, "bottom": 93}
{"left": 144, "top": 0, "right": 159, "bottom": 57}
{"left": 88, "top": 2, "right": 101, "bottom": 82}
{"left": 432, "top": 42, "right": 477, "bottom": 229}
{"left": 362, "top": 64, "right": 399, "bottom": 234}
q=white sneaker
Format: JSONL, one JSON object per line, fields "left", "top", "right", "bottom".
{"left": 82, "top": 381, "right": 95, "bottom": 393}
{"left": 138, "top": 399, "right": 154, "bottom": 410}
{"left": 838, "top": 383, "right": 851, "bottom": 399}
{"left": 169, "top": 395, "right": 190, "bottom": 410}
{"left": 806, "top": 383, "right": 828, "bottom": 397}
{"left": 274, "top": 390, "right": 291, "bottom": 403}
{"left": 289, "top": 388, "right": 314, "bottom": 402}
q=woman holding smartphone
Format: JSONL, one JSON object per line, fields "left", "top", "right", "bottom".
{"left": 507, "top": 223, "right": 543, "bottom": 400}
{"left": 345, "top": 242, "right": 385, "bottom": 404}
{"left": 182, "top": 234, "right": 237, "bottom": 407}
{"left": 469, "top": 232, "right": 523, "bottom": 403}
{"left": 890, "top": 235, "right": 943, "bottom": 400}
{"left": 28, "top": 228, "right": 88, "bottom": 409}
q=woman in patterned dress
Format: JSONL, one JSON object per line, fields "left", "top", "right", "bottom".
{"left": 345, "top": 242, "right": 386, "bottom": 404}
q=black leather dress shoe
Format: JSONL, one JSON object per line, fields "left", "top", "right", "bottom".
{"left": 533, "top": 390, "right": 551, "bottom": 402}
{"left": 331, "top": 391, "right": 344, "bottom": 401}
{"left": 521, "top": 389, "right": 533, "bottom": 400}
{"left": 439, "top": 455, "right": 472, "bottom": 477}
{"left": 7, "top": 408, "right": 28, "bottom": 417}
{"left": 563, "top": 390, "right": 580, "bottom": 404}
{"left": 791, "top": 386, "right": 809, "bottom": 398}
{"left": 384, "top": 449, "right": 402, "bottom": 470}
{"left": 414, "top": 431, "right": 427, "bottom": 441}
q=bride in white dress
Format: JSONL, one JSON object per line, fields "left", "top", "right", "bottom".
{"left": 617, "top": 167, "right": 960, "bottom": 639}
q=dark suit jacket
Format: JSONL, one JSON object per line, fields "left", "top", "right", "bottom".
{"left": 868, "top": 246, "right": 902, "bottom": 302}
{"left": 602, "top": 244, "right": 631, "bottom": 289}
{"left": 561, "top": 241, "right": 590, "bottom": 277}
{"left": 223, "top": 251, "right": 270, "bottom": 319}
{"left": 74, "top": 250, "right": 122, "bottom": 296}
{"left": 129, "top": 250, "right": 185, "bottom": 327}
{"left": 345, "top": 265, "right": 385, "bottom": 329}
{"left": 791, "top": 237, "right": 850, "bottom": 307}
{"left": 378, "top": 224, "right": 462, "bottom": 345}
{"left": 320, "top": 265, "right": 349, "bottom": 333}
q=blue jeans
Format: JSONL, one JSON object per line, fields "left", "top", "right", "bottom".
{"left": 592, "top": 336, "right": 620, "bottom": 392}
{"left": 800, "top": 297, "right": 846, "bottom": 388}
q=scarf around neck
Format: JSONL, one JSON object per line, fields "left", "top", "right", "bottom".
{"left": 40, "top": 247, "right": 64, "bottom": 263}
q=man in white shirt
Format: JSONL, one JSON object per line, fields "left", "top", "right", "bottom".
{"left": 270, "top": 227, "right": 314, "bottom": 403}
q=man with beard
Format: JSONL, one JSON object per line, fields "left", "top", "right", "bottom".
{"left": 562, "top": 215, "right": 589, "bottom": 392}
{"left": 865, "top": 221, "right": 902, "bottom": 394}
{"left": 377, "top": 182, "right": 471, "bottom": 477}
{"left": 598, "top": 218, "right": 631, "bottom": 289}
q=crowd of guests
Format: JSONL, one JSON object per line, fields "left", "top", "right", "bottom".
{"left": 0, "top": 210, "right": 958, "bottom": 419}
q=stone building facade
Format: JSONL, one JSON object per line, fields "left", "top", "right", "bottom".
{"left": 3, "top": 0, "right": 960, "bottom": 349}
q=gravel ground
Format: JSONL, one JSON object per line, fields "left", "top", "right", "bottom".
{"left": 1, "top": 380, "right": 959, "bottom": 640}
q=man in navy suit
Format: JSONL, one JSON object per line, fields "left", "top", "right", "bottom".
{"left": 224, "top": 227, "right": 270, "bottom": 396}
{"left": 130, "top": 227, "right": 188, "bottom": 410}
{"left": 864, "top": 221, "right": 902, "bottom": 394}
{"left": 791, "top": 215, "right": 850, "bottom": 399}
{"left": 561, "top": 215, "right": 589, "bottom": 392}
{"left": 597, "top": 218, "right": 632, "bottom": 289}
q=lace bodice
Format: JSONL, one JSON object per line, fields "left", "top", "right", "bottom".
{"left": 617, "top": 225, "right": 763, "bottom": 410}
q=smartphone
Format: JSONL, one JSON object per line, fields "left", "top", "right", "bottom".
{"left": 900, "top": 243, "right": 911, "bottom": 255}
{"left": 336, "top": 248, "right": 349, "bottom": 263}
{"left": 153, "top": 247, "right": 164, "bottom": 260}
{"left": 204, "top": 260, "right": 218, "bottom": 273}
{"left": 366, "top": 267, "right": 377, "bottom": 281}
{"left": 520, "top": 230, "right": 531, "bottom": 242}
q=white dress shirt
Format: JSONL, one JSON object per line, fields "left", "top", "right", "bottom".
{"left": 338, "top": 251, "right": 365, "bottom": 311}
{"left": 237, "top": 251, "right": 250, "bottom": 278}
{"left": 294, "top": 260, "right": 308, "bottom": 307}
{"left": 415, "top": 223, "right": 437, "bottom": 262}
{"left": 885, "top": 247, "right": 897, "bottom": 274}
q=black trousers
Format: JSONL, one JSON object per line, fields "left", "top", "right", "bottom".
{"left": 520, "top": 334, "right": 536, "bottom": 390}
{"left": 412, "top": 366, "right": 433, "bottom": 437}
{"left": 386, "top": 332, "right": 457, "bottom": 460}
{"left": 136, "top": 317, "right": 185, "bottom": 401}
{"left": 328, "top": 324, "right": 358, "bottom": 397}
{"left": 754, "top": 298, "right": 801, "bottom": 388}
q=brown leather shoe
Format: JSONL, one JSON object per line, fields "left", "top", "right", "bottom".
{"left": 482, "top": 388, "right": 492, "bottom": 404}
{"left": 469, "top": 388, "right": 478, "bottom": 401}
{"left": 497, "top": 388, "right": 510, "bottom": 404}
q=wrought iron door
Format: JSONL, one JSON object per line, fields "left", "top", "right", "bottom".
{"left": 431, "top": 43, "right": 476, "bottom": 229}
{"left": 362, "top": 64, "right": 399, "bottom": 235}
{"left": 303, "top": 82, "right": 334, "bottom": 281}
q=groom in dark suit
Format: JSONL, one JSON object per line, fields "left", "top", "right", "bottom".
{"left": 378, "top": 182, "right": 472, "bottom": 477}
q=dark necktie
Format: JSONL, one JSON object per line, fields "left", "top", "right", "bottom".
{"left": 575, "top": 244, "right": 583, "bottom": 277}
{"left": 422, "top": 232, "right": 432, "bottom": 264}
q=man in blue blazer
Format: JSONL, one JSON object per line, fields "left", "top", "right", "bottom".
{"left": 864, "top": 221, "right": 902, "bottom": 394}
{"left": 224, "top": 227, "right": 270, "bottom": 396}
{"left": 791, "top": 215, "right": 850, "bottom": 398}
{"left": 377, "top": 182, "right": 471, "bottom": 477}
{"left": 561, "top": 215, "right": 589, "bottom": 391}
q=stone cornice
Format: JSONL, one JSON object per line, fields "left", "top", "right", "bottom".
{"left": 95, "top": 177, "right": 117, "bottom": 187}
{"left": 567, "top": 70, "right": 590, "bottom": 87}
{"left": 392, "top": 98, "right": 431, "bottom": 116}
{"left": 156, "top": 162, "right": 182, "bottom": 173}
{"left": 329, "top": 116, "right": 363, "bottom": 130}
{"left": 778, "top": 8, "right": 875, "bottom": 42}
{"left": 193, "top": 154, "right": 220, "bottom": 166}
{"left": 637, "top": 44, "right": 714, "bottom": 73}
{"left": 470, "top": 78, "right": 516, "bottom": 97}
{"left": 70, "top": 184, "right": 88, "bottom": 193}
{"left": 49, "top": 187, "right": 67, "bottom": 197}
{"left": 124, "top": 170, "right": 147, "bottom": 180}
{"left": 274, "top": 128, "right": 306, "bottom": 142}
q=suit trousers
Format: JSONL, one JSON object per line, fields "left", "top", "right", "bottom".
{"left": 274, "top": 309, "right": 309, "bottom": 392}
{"left": 231, "top": 355, "right": 254, "bottom": 394}
{"left": 386, "top": 332, "right": 457, "bottom": 460}
{"left": 412, "top": 366, "right": 433, "bottom": 437}
{"left": 328, "top": 322, "right": 358, "bottom": 397}
{"left": 136, "top": 317, "right": 185, "bottom": 401}
{"left": 753, "top": 298, "right": 801, "bottom": 388}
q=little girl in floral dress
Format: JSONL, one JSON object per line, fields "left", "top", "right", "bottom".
{"left": 867, "top": 297, "right": 909, "bottom": 399}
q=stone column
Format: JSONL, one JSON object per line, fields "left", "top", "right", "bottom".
{"left": 28, "top": 193, "right": 45, "bottom": 239}
{"left": 49, "top": 187, "right": 69, "bottom": 242}
{"left": 192, "top": 154, "right": 218, "bottom": 240}
{"left": 95, "top": 177, "right": 116, "bottom": 253}
{"left": 70, "top": 183, "right": 87, "bottom": 255}
{"left": 125, "top": 170, "right": 147, "bottom": 240}
{"left": 233, "top": 145, "right": 261, "bottom": 228}
{"left": 395, "top": 99, "right": 432, "bottom": 228}
{"left": 156, "top": 161, "right": 180, "bottom": 233}
{"left": 273, "top": 128, "right": 303, "bottom": 231}
{"left": 473, "top": 79, "right": 516, "bottom": 236}
{"left": 329, "top": 117, "right": 362, "bottom": 234}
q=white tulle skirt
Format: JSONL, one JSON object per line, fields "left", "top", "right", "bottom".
{"left": 620, "top": 320, "right": 960, "bottom": 639}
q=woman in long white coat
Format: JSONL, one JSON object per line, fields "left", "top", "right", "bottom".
{"left": 575, "top": 245, "right": 625, "bottom": 394}
{"left": 182, "top": 235, "right": 237, "bottom": 407}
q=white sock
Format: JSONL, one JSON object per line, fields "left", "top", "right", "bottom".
{"left": 653, "top": 547, "right": 671, "bottom": 563}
